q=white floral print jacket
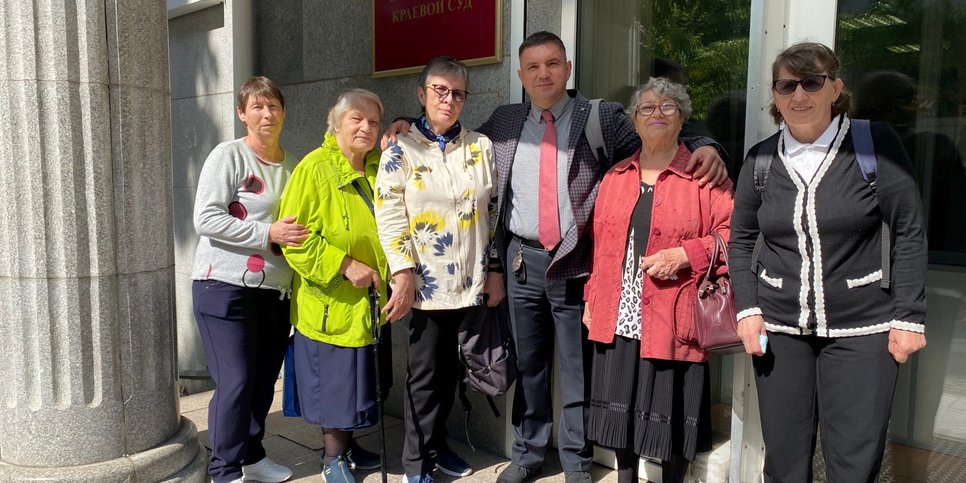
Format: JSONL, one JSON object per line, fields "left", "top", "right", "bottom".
{"left": 374, "top": 127, "right": 498, "bottom": 310}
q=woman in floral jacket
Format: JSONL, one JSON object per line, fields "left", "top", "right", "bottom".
{"left": 374, "top": 56, "right": 503, "bottom": 483}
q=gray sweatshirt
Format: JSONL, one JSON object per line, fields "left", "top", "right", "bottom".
{"left": 191, "top": 138, "right": 297, "bottom": 294}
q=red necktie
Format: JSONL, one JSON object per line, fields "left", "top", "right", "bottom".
{"left": 538, "top": 110, "right": 560, "bottom": 250}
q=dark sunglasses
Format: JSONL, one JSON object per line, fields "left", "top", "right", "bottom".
{"left": 425, "top": 84, "right": 468, "bottom": 103}
{"left": 772, "top": 74, "right": 831, "bottom": 95}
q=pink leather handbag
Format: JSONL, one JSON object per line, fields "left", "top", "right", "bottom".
{"left": 694, "top": 233, "right": 743, "bottom": 354}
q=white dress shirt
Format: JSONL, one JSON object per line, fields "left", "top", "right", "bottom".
{"left": 782, "top": 115, "right": 842, "bottom": 184}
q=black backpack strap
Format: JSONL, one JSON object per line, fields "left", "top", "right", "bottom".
{"left": 753, "top": 135, "right": 778, "bottom": 195}
{"left": 750, "top": 135, "right": 779, "bottom": 273}
{"left": 877, "top": 223, "right": 891, "bottom": 290}
{"left": 851, "top": 119, "right": 877, "bottom": 188}
{"left": 751, "top": 234, "right": 765, "bottom": 275}
{"left": 851, "top": 119, "right": 891, "bottom": 290}
{"left": 456, "top": 379, "right": 477, "bottom": 451}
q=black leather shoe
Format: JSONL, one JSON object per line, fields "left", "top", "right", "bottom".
{"left": 496, "top": 463, "right": 543, "bottom": 483}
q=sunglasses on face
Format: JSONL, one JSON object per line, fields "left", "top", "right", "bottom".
{"left": 637, "top": 102, "right": 679, "bottom": 116}
{"left": 772, "top": 74, "right": 831, "bottom": 95}
{"left": 425, "top": 84, "right": 468, "bottom": 103}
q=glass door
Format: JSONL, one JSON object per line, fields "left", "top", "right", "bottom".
{"left": 836, "top": 1, "right": 966, "bottom": 480}
{"left": 575, "top": 0, "right": 966, "bottom": 481}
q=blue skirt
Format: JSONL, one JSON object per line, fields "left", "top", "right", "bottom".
{"left": 293, "top": 330, "right": 378, "bottom": 431}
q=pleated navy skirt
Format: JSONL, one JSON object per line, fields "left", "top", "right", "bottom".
{"left": 586, "top": 335, "right": 712, "bottom": 462}
{"left": 293, "top": 329, "right": 378, "bottom": 431}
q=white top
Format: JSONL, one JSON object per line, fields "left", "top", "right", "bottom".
{"left": 782, "top": 115, "right": 842, "bottom": 184}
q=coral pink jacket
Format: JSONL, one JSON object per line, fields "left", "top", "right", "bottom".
{"left": 584, "top": 144, "right": 734, "bottom": 362}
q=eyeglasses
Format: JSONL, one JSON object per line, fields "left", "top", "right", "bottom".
{"left": 772, "top": 74, "right": 831, "bottom": 95}
{"left": 637, "top": 102, "right": 679, "bottom": 116}
{"left": 425, "top": 84, "right": 468, "bottom": 103}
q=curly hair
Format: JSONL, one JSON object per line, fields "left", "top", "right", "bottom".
{"left": 626, "top": 77, "right": 693, "bottom": 122}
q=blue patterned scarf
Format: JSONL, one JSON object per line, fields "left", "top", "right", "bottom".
{"left": 415, "top": 116, "right": 462, "bottom": 152}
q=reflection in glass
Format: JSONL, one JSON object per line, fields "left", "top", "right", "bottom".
{"left": 838, "top": 1, "right": 966, "bottom": 480}
{"left": 578, "top": 0, "right": 751, "bottom": 181}
{"left": 839, "top": 0, "right": 966, "bottom": 263}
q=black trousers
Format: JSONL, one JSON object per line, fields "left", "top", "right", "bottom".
{"left": 753, "top": 331, "right": 899, "bottom": 483}
{"left": 505, "top": 238, "right": 593, "bottom": 472}
{"left": 401, "top": 307, "right": 467, "bottom": 475}
{"left": 192, "top": 280, "right": 290, "bottom": 483}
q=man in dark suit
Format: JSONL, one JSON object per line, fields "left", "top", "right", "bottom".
{"left": 383, "top": 31, "right": 726, "bottom": 483}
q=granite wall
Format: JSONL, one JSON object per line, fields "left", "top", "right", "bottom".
{"left": 256, "top": 0, "right": 517, "bottom": 456}
{"left": 169, "top": 0, "right": 252, "bottom": 395}
{"left": 0, "top": 0, "right": 204, "bottom": 479}
{"left": 168, "top": 0, "right": 564, "bottom": 457}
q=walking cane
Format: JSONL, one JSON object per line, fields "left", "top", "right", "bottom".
{"left": 369, "top": 287, "right": 389, "bottom": 483}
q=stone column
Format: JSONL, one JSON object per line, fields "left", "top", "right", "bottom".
{"left": 0, "top": 1, "right": 205, "bottom": 480}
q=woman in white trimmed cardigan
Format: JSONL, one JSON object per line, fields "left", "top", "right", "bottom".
{"left": 728, "top": 42, "right": 926, "bottom": 482}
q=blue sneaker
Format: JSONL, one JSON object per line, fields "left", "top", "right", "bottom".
{"left": 436, "top": 450, "right": 473, "bottom": 477}
{"left": 346, "top": 439, "right": 381, "bottom": 470}
{"left": 401, "top": 474, "right": 434, "bottom": 483}
{"left": 322, "top": 455, "right": 355, "bottom": 483}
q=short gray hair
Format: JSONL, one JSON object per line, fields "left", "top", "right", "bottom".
{"left": 326, "top": 88, "right": 384, "bottom": 135}
{"left": 417, "top": 56, "right": 469, "bottom": 92}
{"left": 626, "top": 77, "right": 692, "bottom": 121}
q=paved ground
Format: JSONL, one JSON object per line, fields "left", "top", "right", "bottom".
{"left": 181, "top": 380, "right": 966, "bottom": 482}
{"left": 180, "top": 380, "right": 624, "bottom": 482}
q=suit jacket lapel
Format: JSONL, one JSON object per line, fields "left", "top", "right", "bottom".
{"left": 564, "top": 95, "right": 591, "bottom": 235}
{"left": 568, "top": 95, "right": 591, "bottom": 173}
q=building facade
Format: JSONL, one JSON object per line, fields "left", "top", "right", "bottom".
{"left": 168, "top": 0, "right": 966, "bottom": 480}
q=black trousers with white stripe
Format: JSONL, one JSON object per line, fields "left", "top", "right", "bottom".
{"left": 753, "top": 331, "right": 899, "bottom": 483}
{"left": 401, "top": 307, "right": 466, "bottom": 476}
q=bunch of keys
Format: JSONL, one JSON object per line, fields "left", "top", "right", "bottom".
{"left": 512, "top": 243, "right": 526, "bottom": 284}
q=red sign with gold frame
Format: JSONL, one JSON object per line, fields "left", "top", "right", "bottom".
{"left": 372, "top": 0, "right": 502, "bottom": 78}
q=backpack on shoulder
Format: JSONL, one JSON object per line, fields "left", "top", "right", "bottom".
{"left": 586, "top": 98, "right": 610, "bottom": 163}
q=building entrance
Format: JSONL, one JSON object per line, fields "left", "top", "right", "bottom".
{"left": 575, "top": 0, "right": 966, "bottom": 480}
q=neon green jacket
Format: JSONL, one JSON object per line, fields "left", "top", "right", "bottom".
{"left": 280, "top": 134, "right": 388, "bottom": 348}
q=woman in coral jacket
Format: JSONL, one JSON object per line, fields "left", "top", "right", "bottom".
{"left": 582, "top": 77, "right": 734, "bottom": 483}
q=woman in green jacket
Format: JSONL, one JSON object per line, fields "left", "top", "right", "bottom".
{"left": 279, "top": 88, "right": 389, "bottom": 483}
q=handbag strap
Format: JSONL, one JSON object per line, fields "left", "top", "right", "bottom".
{"left": 352, "top": 179, "right": 375, "bottom": 215}
{"left": 703, "top": 232, "right": 727, "bottom": 282}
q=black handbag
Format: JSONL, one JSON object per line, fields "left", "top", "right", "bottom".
{"left": 694, "top": 233, "right": 743, "bottom": 354}
{"left": 457, "top": 300, "right": 518, "bottom": 397}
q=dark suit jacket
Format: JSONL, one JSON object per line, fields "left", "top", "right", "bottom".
{"left": 479, "top": 89, "right": 716, "bottom": 280}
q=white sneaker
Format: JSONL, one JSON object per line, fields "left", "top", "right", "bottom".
{"left": 242, "top": 457, "right": 293, "bottom": 482}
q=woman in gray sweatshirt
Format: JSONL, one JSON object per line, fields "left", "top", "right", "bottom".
{"left": 190, "top": 76, "right": 308, "bottom": 483}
